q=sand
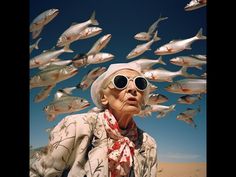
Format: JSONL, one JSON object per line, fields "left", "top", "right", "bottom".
{"left": 157, "top": 162, "right": 206, "bottom": 177}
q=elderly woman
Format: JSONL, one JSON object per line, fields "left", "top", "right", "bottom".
{"left": 30, "top": 62, "right": 158, "bottom": 177}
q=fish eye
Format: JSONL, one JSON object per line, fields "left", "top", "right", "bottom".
{"left": 81, "top": 99, "right": 84, "bottom": 102}
{"left": 67, "top": 66, "right": 73, "bottom": 70}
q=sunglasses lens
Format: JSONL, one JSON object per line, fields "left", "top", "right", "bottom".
{"left": 113, "top": 75, "right": 128, "bottom": 89}
{"left": 135, "top": 77, "right": 148, "bottom": 91}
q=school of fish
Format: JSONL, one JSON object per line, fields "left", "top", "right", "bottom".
{"left": 30, "top": 2, "right": 206, "bottom": 131}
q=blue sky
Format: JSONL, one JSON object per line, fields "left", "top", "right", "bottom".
{"left": 30, "top": 0, "right": 206, "bottom": 163}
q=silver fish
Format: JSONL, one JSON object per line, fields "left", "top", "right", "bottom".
{"left": 30, "top": 64, "right": 78, "bottom": 89}
{"left": 138, "top": 104, "right": 176, "bottom": 118}
{"left": 177, "top": 94, "right": 201, "bottom": 104}
{"left": 134, "top": 15, "right": 168, "bottom": 41}
{"left": 30, "top": 9, "right": 59, "bottom": 39}
{"left": 77, "top": 27, "right": 102, "bottom": 40}
{"left": 154, "top": 28, "right": 206, "bottom": 55}
{"left": 147, "top": 93, "right": 168, "bottom": 105}
{"left": 34, "top": 84, "right": 55, "bottom": 103}
{"left": 44, "top": 90, "right": 90, "bottom": 121}
{"left": 127, "top": 31, "right": 160, "bottom": 59}
{"left": 29, "top": 38, "right": 42, "bottom": 54}
{"left": 87, "top": 66, "right": 106, "bottom": 79}
{"left": 170, "top": 55, "right": 206, "bottom": 69}
{"left": 143, "top": 66, "right": 191, "bottom": 82}
{"left": 165, "top": 78, "right": 206, "bottom": 94}
{"left": 87, "top": 34, "right": 112, "bottom": 55}
{"left": 77, "top": 67, "right": 106, "bottom": 90}
{"left": 38, "top": 59, "right": 73, "bottom": 70}
{"left": 184, "top": 0, "right": 207, "bottom": 11}
{"left": 176, "top": 106, "right": 201, "bottom": 128}
{"left": 56, "top": 11, "right": 99, "bottom": 48}
{"left": 30, "top": 46, "right": 73, "bottom": 69}
{"left": 73, "top": 52, "right": 114, "bottom": 67}
{"left": 129, "top": 56, "right": 166, "bottom": 72}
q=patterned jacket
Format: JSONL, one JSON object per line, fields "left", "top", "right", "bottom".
{"left": 30, "top": 112, "right": 158, "bottom": 177}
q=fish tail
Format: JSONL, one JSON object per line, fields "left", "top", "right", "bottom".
{"left": 158, "top": 56, "right": 166, "bottom": 65}
{"left": 76, "top": 83, "right": 82, "bottom": 89}
{"left": 63, "top": 45, "right": 74, "bottom": 53}
{"left": 90, "top": 11, "right": 99, "bottom": 25}
{"left": 34, "top": 38, "right": 42, "bottom": 49}
{"left": 32, "top": 28, "right": 43, "bottom": 39}
{"left": 158, "top": 13, "right": 168, "bottom": 22}
{"left": 169, "top": 104, "right": 176, "bottom": 111}
{"left": 179, "top": 66, "right": 199, "bottom": 78}
{"left": 195, "top": 28, "right": 207, "bottom": 40}
{"left": 179, "top": 66, "right": 188, "bottom": 76}
{"left": 158, "top": 104, "right": 175, "bottom": 118}
{"left": 153, "top": 31, "right": 161, "bottom": 42}
{"left": 157, "top": 112, "right": 166, "bottom": 119}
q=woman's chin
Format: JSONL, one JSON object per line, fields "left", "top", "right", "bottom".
{"left": 122, "top": 105, "right": 140, "bottom": 114}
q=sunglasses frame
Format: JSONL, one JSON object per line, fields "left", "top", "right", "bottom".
{"left": 111, "top": 74, "right": 149, "bottom": 91}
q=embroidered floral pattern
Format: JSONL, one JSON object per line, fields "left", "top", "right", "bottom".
{"left": 102, "top": 109, "right": 138, "bottom": 177}
{"left": 30, "top": 112, "right": 157, "bottom": 177}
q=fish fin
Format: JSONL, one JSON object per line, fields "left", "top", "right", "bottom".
{"left": 38, "top": 63, "right": 50, "bottom": 70}
{"left": 157, "top": 112, "right": 166, "bottom": 119}
{"left": 62, "top": 87, "right": 77, "bottom": 94}
{"left": 195, "top": 66, "right": 202, "bottom": 70}
{"left": 158, "top": 56, "right": 166, "bottom": 65}
{"left": 152, "top": 31, "right": 161, "bottom": 42}
{"left": 47, "top": 114, "right": 56, "bottom": 122}
{"left": 34, "top": 38, "right": 42, "bottom": 49}
{"left": 54, "top": 90, "right": 65, "bottom": 100}
{"left": 169, "top": 104, "right": 176, "bottom": 111}
{"left": 32, "top": 28, "right": 43, "bottom": 39}
{"left": 169, "top": 39, "right": 180, "bottom": 43}
{"left": 90, "top": 11, "right": 99, "bottom": 25}
{"left": 63, "top": 45, "right": 74, "bottom": 53}
{"left": 195, "top": 28, "right": 207, "bottom": 40}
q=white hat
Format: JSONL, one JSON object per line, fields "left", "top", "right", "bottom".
{"left": 90, "top": 62, "right": 150, "bottom": 109}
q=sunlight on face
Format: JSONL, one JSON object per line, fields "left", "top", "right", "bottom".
{"left": 102, "top": 69, "right": 145, "bottom": 115}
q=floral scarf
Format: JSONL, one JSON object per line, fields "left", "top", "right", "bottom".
{"left": 102, "top": 109, "right": 138, "bottom": 177}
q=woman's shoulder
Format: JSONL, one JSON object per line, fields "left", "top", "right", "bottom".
{"left": 64, "top": 112, "right": 99, "bottom": 122}
{"left": 52, "top": 112, "right": 100, "bottom": 132}
{"left": 137, "top": 128, "right": 157, "bottom": 148}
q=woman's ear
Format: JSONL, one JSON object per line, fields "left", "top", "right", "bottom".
{"left": 100, "top": 93, "right": 109, "bottom": 106}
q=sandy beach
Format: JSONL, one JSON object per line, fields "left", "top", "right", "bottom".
{"left": 157, "top": 162, "right": 206, "bottom": 177}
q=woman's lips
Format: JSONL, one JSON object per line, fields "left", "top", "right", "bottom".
{"left": 126, "top": 97, "right": 138, "bottom": 104}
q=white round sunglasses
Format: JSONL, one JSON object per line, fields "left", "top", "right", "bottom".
{"left": 110, "top": 74, "right": 149, "bottom": 91}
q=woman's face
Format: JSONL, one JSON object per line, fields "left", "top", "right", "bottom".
{"left": 102, "top": 69, "right": 145, "bottom": 115}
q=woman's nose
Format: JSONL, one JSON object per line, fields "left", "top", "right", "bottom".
{"left": 127, "top": 80, "right": 137, "bottom": 95}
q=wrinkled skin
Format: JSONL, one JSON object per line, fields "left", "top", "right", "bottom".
{"left": 101, "top": 69, "right": 145, "bottom": 129}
